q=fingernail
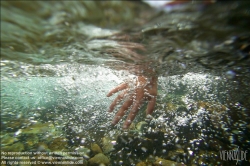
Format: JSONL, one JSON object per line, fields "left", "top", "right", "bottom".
{"left": 112, "top": 116, "right": 120, "bottom": 124}
{"left": 123, "top": 124, "right": 128, "bottom": 129}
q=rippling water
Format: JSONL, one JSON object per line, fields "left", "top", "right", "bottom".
{"left": 1, "top": 1, "right": 250, "bottom": 165}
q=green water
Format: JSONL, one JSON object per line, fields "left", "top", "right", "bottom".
{"left": 1, "top": 1, "right": 250, "bottom": 165}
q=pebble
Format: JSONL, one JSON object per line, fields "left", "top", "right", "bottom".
{"left": 91, "top": 143, "right": 102, "bottom": 154}
{"left": 88, "top": 153, "right": 110, "bottom": 166}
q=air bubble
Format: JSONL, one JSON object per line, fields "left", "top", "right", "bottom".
{"left": 225, "top": 70, "right": 236, "bottom": 79}
{"left": 141, "top": 147, "right": 147, "bottom": 152}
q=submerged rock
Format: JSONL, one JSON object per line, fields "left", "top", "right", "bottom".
{"left": 165, "top": 102, "right": 177, "bottom": 112}
{"left": 21, "top": 122, "right": 55, "bottom": 134}
{"left": 26, "top": 134, "right": 39, "bottom": 146}
{"left": 1, "top": 134, "right": 18, "bottom": 146}
{"left": 36, "top": 142, "right": 50, "bottom": 152}
{"left": 167, "top": 148, "right": 185, "bottom": 162}
{"left": 91, "top": 143, "right": 103, "bottom": 154}
{"left": 49, "top": 137, "right": 68, "bottom": 151}
{"left": 154, "top": 158, "right": 185, "bottom": 166}
{"left": 136, "top": 161, "right": 148, "bottom": 166}
{"left": 102, "top": 137, "right": 114, "bottom": 154}
{"left": 2, "top": 142, "right": 25, "bottom": 152}
{"left": 75, "top": 146, "right": 91, "bottom": 157}
{"left": 88, "top": 153, "right": 110, "bottom": 166}
{"left": 2, "top": 118, "right": 30, "bottom": 132}
{"left": 136, "top": 121, "right": 148, "bottom": 134}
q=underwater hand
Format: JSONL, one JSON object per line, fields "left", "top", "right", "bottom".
{"left": 107, "top": 76, "right": 157, "bottom": 129}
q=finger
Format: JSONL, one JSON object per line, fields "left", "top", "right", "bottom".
{"left": 146, "top": 97, "right": 156, "bottom": 115}
{"left": 108, "top": 90, "right": 127, "bottom": 112}
{"left": 112, "top": 98, "right": 133, "bottom": 125}
{"left": 123, "top": 98, "right": 143, "bottom": 129}
{"left": 107, "top": 83, "right": 128, "bottom": 97}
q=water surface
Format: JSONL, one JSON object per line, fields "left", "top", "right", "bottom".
{"left": 1, "top": 1, "right": 250, "bottom": 165}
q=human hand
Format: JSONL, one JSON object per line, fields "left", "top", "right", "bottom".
{"left": 107, "top": 76, "right": 158, "bottom": 129}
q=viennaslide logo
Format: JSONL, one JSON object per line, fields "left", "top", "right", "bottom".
{"left": 219, "top": 146, "right": 248, "bottom": 165}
